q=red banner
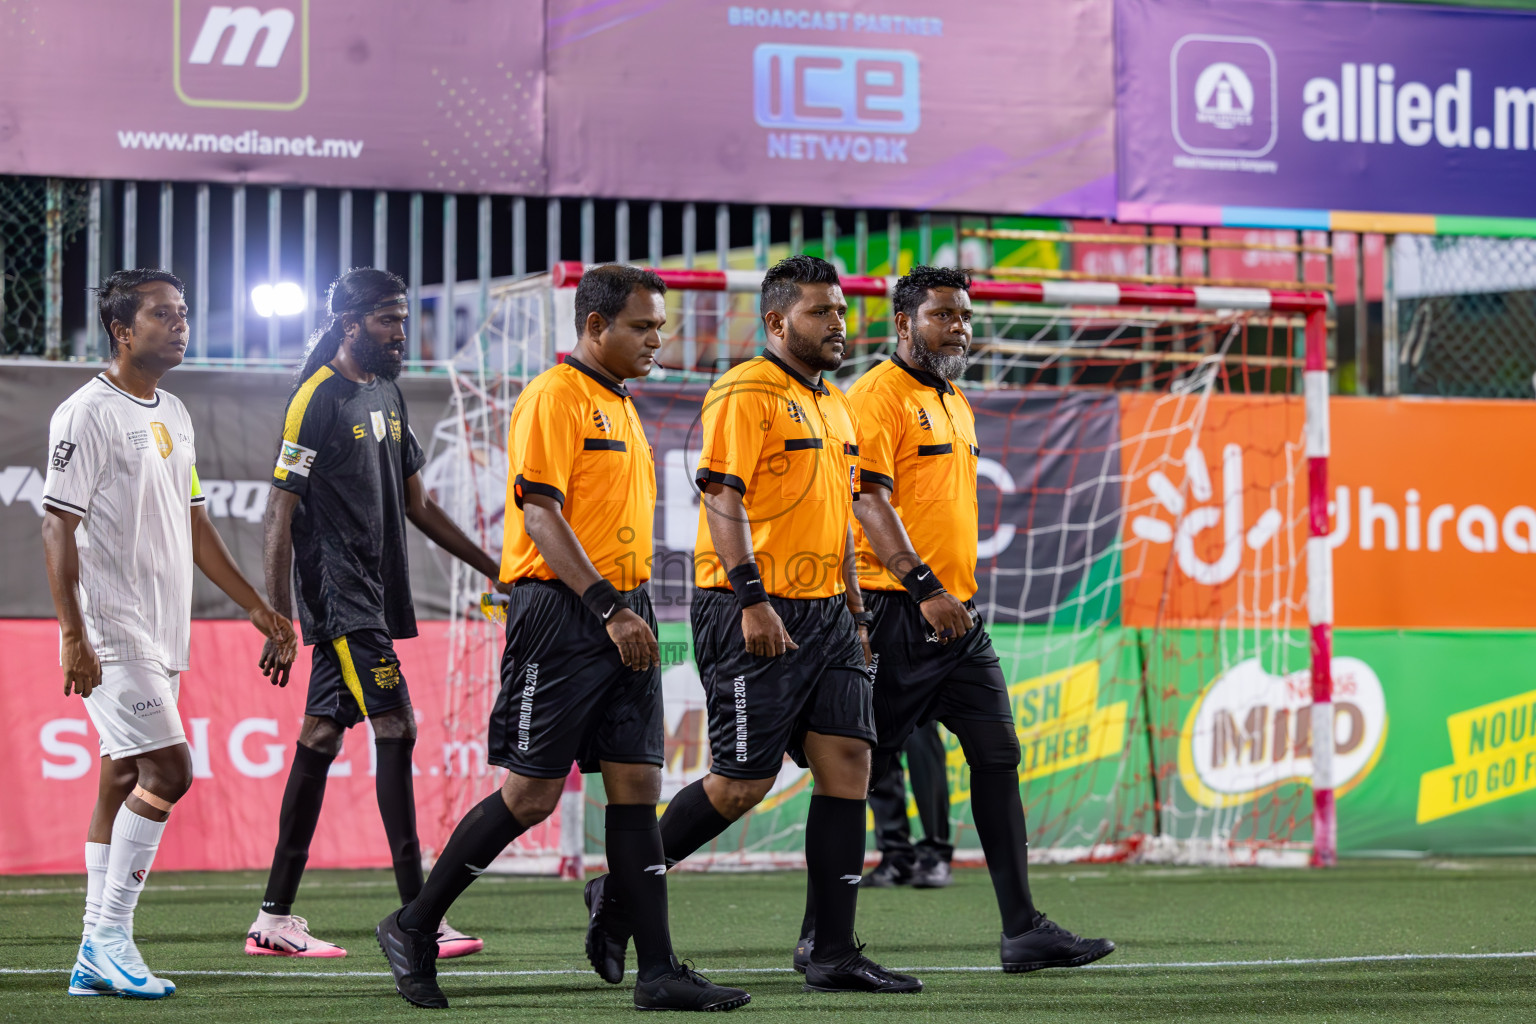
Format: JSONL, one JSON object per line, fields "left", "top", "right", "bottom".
{"left": 0, "top": 619, "right": 548, "bottom": 875}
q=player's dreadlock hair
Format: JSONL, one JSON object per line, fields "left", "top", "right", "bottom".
{"left": 892, "top": 265, "right": 971, "bottom": 320}
{"left": 760, "top": 254, "right": 841, "bottom": 316}
{"left": 574, "top": 263, "right": 667, "bottom": 338}
{"left": 95, "top": 269, "right": 184, "bottom": 358}
{"left": 295, "top": 268, "right": 407, "bottom": 390}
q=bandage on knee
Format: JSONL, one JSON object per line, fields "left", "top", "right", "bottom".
{"left": 131, "top": 784, "right": 176, "bottom": 813}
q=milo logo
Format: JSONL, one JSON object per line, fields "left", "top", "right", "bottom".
{"left": 1178, "top": 657, "right": 1387, "bottom": 807}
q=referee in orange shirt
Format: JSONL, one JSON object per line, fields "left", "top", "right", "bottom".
{"left": 796, "top": 265, "right": 1115, "bottom": 974}
{"left": 585, "top": 255, "right": 920, "bottom": 994}
{"left": 377, "top": 265, "right": 748, "bottom": 1013}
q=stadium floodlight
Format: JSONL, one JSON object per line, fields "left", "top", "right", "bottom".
{"left": 251, "top": 282, "right": 306, "bottom": 318}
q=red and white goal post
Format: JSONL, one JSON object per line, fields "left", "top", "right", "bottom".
{"left": 445, "top": 263, "right": 1335, "bottom": 870}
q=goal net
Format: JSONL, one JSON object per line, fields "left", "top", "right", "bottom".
{"left": 430, "top": 264, "right": 1333, "bottom": 872}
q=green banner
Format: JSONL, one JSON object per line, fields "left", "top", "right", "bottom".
{"left": 588, "top": 625, "right": 1536, "bottom": 858}
{"left": 1333, "top": 630, "right": 1536, "bottom": 855}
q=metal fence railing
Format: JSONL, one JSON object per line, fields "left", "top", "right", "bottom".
{"left": 16, "top": 173, "right": 1530, "bottom": 401}
{"left": 1393, "top": 234, "right": 1536, "bottom": 399}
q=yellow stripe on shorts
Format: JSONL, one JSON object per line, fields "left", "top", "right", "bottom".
{"left": 331, "top": 637, "right": 369, "bottom": 718}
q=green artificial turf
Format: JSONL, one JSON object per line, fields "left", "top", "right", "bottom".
{"left": 3, "top": 861, "right": 1534, "bottom": 1023}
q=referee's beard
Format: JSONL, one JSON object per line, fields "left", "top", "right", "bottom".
{"left": 784, "top": 322, "right": 846, "bottom": 373}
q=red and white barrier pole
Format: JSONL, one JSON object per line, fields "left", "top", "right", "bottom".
{"left": 551, "top": 262, "right": 1332, "bottom": 315}
{"left": 1304, "top": 308, "right": 1336, "bottom": 867}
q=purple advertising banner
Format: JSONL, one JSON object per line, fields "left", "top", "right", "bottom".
{"left": 1117, "top": 0, "right": 1536, "bottom": 219}
{"left": 0, "top": 1, "right": 544, "bottom": 193}
{"left": 546, "top": 1, "right": 1115, "bottom": 215}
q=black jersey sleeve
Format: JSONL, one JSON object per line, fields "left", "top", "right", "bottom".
{"left": 273, "top": 369, "right": 339, "bottom": 496}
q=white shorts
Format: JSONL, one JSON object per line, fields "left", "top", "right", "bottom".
{"left": 84, "top": 660, "right": 186, "bottom": 759}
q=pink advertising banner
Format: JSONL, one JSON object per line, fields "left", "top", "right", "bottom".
{"left": 0, "top": 1, "right": 544, "bottom": 193}
{"left": 0, "top": 619, "right": 564, "bottom": 875}
{"left": 546, "top": 1, "right": 1115, "bottom": 215}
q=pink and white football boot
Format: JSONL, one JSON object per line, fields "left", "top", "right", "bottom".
{"left": 436, "top": 919, "right": 484, "bottom": 959}
{"left": 245, "top": 912, "right": 348, "bottom": 958}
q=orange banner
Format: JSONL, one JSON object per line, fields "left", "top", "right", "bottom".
{"left": 1331, "top": 397, "right": 1536, "bottom": 629}
{"left": 1120, "top": 393, "right": 1536, "bottom": 630}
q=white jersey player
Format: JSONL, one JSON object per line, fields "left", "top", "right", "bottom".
{"left": 41, "top": 269, "right": 297, "bottom": 999}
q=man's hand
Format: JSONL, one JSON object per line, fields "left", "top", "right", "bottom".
{"left": 61, "top": 634, "right": 102, "bottom": 698}
{"left": 919, "top": 593, "right": 973, "bottom": 645}
{"left": 606, "top": 608, "right": 660, "bottom": 671}
{"left": 857, "top": 624, "right": 873, "bottom": 667}
{"left": 742, "top": 603, "right": 798, "bottom": 658}
{"left": 252, "top": 606, "right": 298, "bottom": 687}
{"left": 492, "top": 578, "right": 513, "bottom": 595}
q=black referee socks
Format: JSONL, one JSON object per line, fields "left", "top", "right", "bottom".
{"left": 375, "top": 737, "right": 425, "bottom": 905}
{"left": 805, "top": 795, "right": 866, "bottom": 965}
{"left": 605, "top": 804, "right": 674, "bottom": 982}
{"left": 398, "top": 792, "right": 528, "bottom": 932}
{"left": 261, "top": 742, "right": 335, "bottom": 916}
{"left": 657, "top": 779, "right": 733, "bottom": 866}
{"left": 969, "top": 767, "right": 1039, "bottom": 935}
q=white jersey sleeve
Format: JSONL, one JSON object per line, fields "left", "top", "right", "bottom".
{"left": 42, "top": 397, "right": 107, "bottom": 518}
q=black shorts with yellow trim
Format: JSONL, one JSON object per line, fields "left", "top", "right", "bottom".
{"left": 692, "top": 588, "right": 876, "bottom": 781}
{"left": 864, "top": 589, "right": 1014, "bottom": 757}
{"left": 306, "top": 629, "right": 411, "bottom": 728}
{"left": 487, "top": 580, "right": 664, "bottom": 779}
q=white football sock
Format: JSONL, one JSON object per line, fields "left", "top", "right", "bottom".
{"left": 82, "top": 842, "right": 110, "bottom": 939}
{"left": 96, "top": 806, "right": 166, "bottom": 932}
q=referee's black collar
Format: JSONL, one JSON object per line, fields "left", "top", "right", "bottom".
{"left": 565, "top": 356, "right": 630, "bottom": 398}
{"left": 762, "top": 349, "right": 828, "bottom": 395}
{"left": 892, "top": 352, "right": 954, "bottom": 395}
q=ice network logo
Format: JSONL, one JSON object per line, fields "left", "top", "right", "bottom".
{"left": 1129, "top": 443, "right": 1283, "bottom": 586}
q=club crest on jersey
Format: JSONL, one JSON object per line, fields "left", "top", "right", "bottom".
{"left": 917, "top": 409, "right": 932, "bottom": 431}
{"left": 389, "top": 410, "right": 402, "bottom": 442}
{"left": 150, "top": 422, "right": 174, "bottom": 458}
{"left": 592, "top": 410, "right": 612, "bottom": 432}
{"left": 371, "top": 410, "right": 386, "bottom": 442}
{"left": 787, "top": 400, "right": 805, "bottom": 423}
{"left": 372, "top": 662, "right": 402, "bottom": 689}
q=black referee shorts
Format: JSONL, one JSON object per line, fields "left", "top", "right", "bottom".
{"left": 487, "top": 580, "right": 664, "bottom": 779}
{"left": 865, "top": 589, "right": 1015, "bottom": 758}
{"left": 692, "top": 588, "right": 876, "bottom": 781}
{"left": 306, "top": 629, "right": 411, "bottom": 728}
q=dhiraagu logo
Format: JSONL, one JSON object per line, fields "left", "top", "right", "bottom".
{"left": 173, "top": 0, "right": 310, "bottom": 110}
{"left": 1417, "top": 688, "right": 1536, "bottom": 823}
{"left": 1179, "top": 657, "right": 1387, "bottom": 808}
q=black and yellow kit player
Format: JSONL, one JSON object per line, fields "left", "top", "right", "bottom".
{"left": 821, "top": 265, "right": 1115, "bottom": 973}
{"left": 379, "top": 265, "right": 749, "bottom": 1013}
{"left": 587, "top": 255, "right": 922, "bottom": 996}
{"left": 250, "top": 269, "right": 504, "bottom": 960}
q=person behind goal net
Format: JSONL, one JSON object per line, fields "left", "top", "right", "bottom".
{"left": 43, "top": 270, "right": 298, "bottom": 999}
{"left": 794, "top": 266, "right": 1115, "bottom": 974}
{"left": 245, "top": 269, "right": 506, "bottom": 959}
{"left": 377, "top": 265, "right": 749, "bottom": 1012}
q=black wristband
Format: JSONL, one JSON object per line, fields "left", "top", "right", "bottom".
{"left": 581, "top": 579, "right": 628, "bottom": 623}
{"left": 852, "top": 610, "right": 874, "bottom": 629}
{"left": 726, "top": 562, "right": 770, "bottom": 609}
{"left": 901, "top": 563, "right": 947, "bottom": 603}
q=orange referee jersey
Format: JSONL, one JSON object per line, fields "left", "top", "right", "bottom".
{"left": 501, "top": 357, "right": 655, "bottom": 590}
{"left": 694, "top": 351, "right": 859, "bottom": 599}
{"left": 847, "top": 353, "right": 981, "bottom": 601}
